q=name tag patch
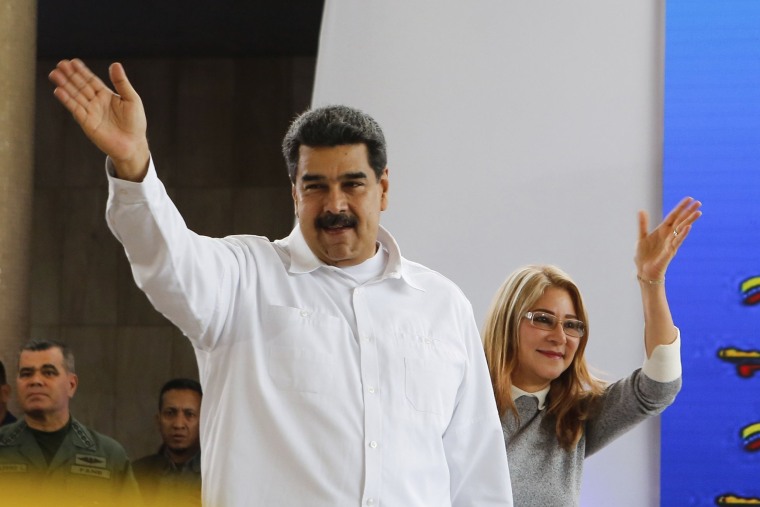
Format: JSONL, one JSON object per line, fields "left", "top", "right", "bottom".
{"left": 0, "top": 464, "right": 27, "bottom": 473}
{"left": 70, "top": 465, "right": 111, "bottom": 479}
{"left": 75, "top": 454, "right": 107, "bottom": 468}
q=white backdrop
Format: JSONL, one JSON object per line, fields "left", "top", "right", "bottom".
{"left": 312, "top": 1, "right": 666, "bottom": 505}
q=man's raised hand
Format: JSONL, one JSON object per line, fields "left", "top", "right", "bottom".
{"left": 49, "top": 59, "right": 150, "bottom": 181}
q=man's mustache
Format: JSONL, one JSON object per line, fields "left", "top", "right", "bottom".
{"left": 316, "top": 212, "right": 358, "bottom": 229}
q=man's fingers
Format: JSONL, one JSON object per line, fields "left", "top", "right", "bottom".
{"left": 108, "top": 62, "right": 138, "bottom": 102}
{"left": 49, "top": 59, "right": 109, "bottom": 115}
{"left": 50, "top": 84, "right": 90, "bottom": 127}
{"left": 66, "top": 59, "right": 103, "bottom": 102}
{"left": 51, "top": 86, "right": 78, "bottom": 115}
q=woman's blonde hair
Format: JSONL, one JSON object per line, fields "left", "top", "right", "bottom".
{"left": 483, "top": 265, "right": 605, "bottom": 450}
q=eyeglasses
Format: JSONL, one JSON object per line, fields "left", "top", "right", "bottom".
{"left": 523, "top": 311, "right": 585, "bottom": 338}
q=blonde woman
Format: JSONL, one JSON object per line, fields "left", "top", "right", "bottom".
{"left": 483, "top": 197, "right": 701, "bottom": 506}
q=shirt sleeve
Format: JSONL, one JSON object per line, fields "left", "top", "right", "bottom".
{"left": 105, "top": 156, "right": 242, "bottom": 348}
{"left": 641, "top": 328, "right": 682, "bottom": 383}
{"left": 443, "top": 300, "right": 514, "bottom": 506}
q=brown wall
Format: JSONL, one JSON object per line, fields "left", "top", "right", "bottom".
{"left": 29, "top": 56, "right": 314, "bottom": 459}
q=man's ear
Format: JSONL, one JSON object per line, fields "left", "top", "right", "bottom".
{"left": 292, "top": 184, "right": 299, "bottom": 218}
{"left": 380, "top": 167, "right": 389, "bottom": 211}
{"left": 67, "top": 373, "right": 78, "bottom": 398}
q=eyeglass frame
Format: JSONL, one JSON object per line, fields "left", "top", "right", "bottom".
{"left": 523, "top": 311, "right": 586, "bottom": 339}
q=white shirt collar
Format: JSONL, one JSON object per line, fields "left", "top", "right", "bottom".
{"left": 276, "top": 224, "right": 424, "bottom": 290}
{"left": 510, "top": 384, "right": 550, "bottom": 411}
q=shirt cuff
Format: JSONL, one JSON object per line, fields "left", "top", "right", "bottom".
{"left": 105, "top": 155, "right": 161, "bottom": 203}
{"left": 641, "top": 327, "right": 682, "bottom": 383}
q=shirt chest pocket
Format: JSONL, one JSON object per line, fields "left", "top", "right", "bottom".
{"left": 404, "top": 356, "right": 464, "bottom": 416}
{"left": 263, "top": 305, "right": 342, "bottom": 394}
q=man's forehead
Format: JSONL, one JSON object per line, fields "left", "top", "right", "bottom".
{"left": 300, "top": 171, "right": 368, "bottom": 182}
{"left": 19, "top": 349, "right": 64, "bottom": 367}
{"left": 162, "top": 389, "right": 201, "bottom": 405}
{"left": 296, "top": 144, "right": 372, "bottom": 179}
{"left": 298, "top": 143, "right": 368, "bottom": 156}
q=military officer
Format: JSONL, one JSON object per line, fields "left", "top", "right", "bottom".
{"left": 0, "top": 339, "right": 141, "bottom": 507}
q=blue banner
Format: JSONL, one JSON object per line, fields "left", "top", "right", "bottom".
{"left": 662, "top": 1, "right": 760, "bottom": 505}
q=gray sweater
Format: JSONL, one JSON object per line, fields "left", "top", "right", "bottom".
{"left": 503, "top": 369, "right": 681, "bottom": 507}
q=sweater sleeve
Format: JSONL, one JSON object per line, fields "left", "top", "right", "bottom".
{"left": 583, "top": 369, "right": 681, "bottom": 458}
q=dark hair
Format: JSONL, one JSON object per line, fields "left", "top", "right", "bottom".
{"left": 158, "top": 378, "right": 202, "bottom": 410}
{"left": 282, "top": 104, "right": 388, "bottom": 184}
{"left": 20, "top": 339, "right": 76, "bottom": 374}
{"left": 0, "top": 360, "right": 7, "bottom": 385}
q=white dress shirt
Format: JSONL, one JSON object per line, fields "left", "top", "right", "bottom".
{"left": 106, "top": 158, "right": 513, "bottom": 507}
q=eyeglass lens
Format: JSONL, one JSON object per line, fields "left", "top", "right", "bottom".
{"left": 527, "top": 311, "right": 585, "bottom": 338}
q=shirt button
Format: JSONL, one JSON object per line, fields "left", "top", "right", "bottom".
{"left": 366, "top": 499, "right": 375, "bottom": 506}
{"left": 369, "top": 440, "right": 378, "bottom": 449}
{"left": 355, "top": 288, "right": 362, "bottom": 295}
{"left": 300, "top": 310, "right": 309, "bottom": 317}
{"left": 368, "top": 387, "right": 376, "bottom": 394}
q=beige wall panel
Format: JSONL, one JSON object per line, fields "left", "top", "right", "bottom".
{"left": 234, "top": 58, "right": 300, "bottom": 187}
{"left": 116, "top": 258, "right": 171, "bottom": 327}
{"left": 64, "top": 326, "right": 118, "bottom": 437}
{"left": 177, "top": 59, "right": 236, "bottom": 188}
{"left": 233, "top": 186, "right": 294, "bottom": 241}
{"left": 60, "top": 188, "right": 120, "bottom": 325}
{"left": 172, "top": 187, "right": 234, "bottom": 237}
{"left": 169, "top": 329, "right": 199, "bottom": 380}
{"left": 34, "top": 61, "right": 68, "bottom": 189}
{"left": 113, "top": 326, "right": 178, "bottom": 460}
{"left": 123, "top": 58, "right": 181, "bottom": 187}
{"left": 62, "top": 128, "right": 107, "bottom": 189}
{"left": 29, "top": 325, "right": 62, "bottom": 343}
{"left": 292, "top": 56, "right": 317, "bottom": 113}
{"left": 29, "top": 188, "right": 63, "bottom": 326}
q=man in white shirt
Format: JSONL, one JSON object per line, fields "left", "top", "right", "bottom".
{"left": 49, "top": 58, "right": 513, "bottom": 507}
